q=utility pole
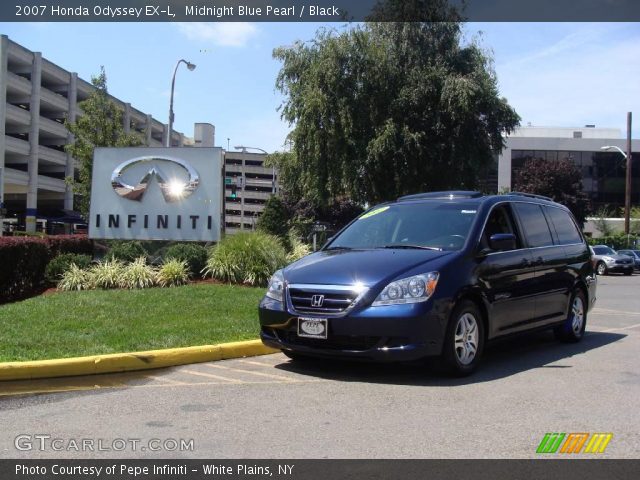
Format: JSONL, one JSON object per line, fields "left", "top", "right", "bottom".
{"left": 625, "top": 112, "right": 632, "bottom": 234}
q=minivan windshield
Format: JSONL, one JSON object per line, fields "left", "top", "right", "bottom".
{"left": 327, "top": 202, "right": 479, "bottom": 251}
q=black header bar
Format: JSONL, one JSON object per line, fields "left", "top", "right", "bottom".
{"left": 1, "top": 459, "right": 640, "bottom": 480}
{"left": 3, "top": 0, "right": 640, "bottom": 22}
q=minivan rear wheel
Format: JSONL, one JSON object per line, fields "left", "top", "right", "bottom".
{"left": 554, "top": 289, "right": 587, "bottom": 343}
{"left": 440, "top": 300, "right": 485, "bottom": 376}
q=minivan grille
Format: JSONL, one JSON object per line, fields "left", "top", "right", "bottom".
{"left": 288, "top": 286, "right": 358, "bottom": 315}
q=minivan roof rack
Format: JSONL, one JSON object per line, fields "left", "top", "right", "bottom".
{"left": 508, "top": 192, "right": 553, "bottom": 202}
{"left": 397, "top": 191, "right": 483, "bottom": 201}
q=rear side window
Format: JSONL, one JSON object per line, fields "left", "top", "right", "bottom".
{"left": 513, "top": 203, "right": 554, "bottom": 248}
{"left": 544, "top": 206, "right": 583, "bottom": 245}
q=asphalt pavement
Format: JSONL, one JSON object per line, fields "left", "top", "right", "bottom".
{"left": 1, "top": 274, "right": 639, "bottom": 459}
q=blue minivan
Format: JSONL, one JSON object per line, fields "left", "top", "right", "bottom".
{"left": 259, "top": 191, "right": 597, "bottom": 375}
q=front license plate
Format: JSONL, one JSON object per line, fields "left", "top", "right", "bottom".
{"left": 297, "top": 317, "right": 328, "bottom": 339}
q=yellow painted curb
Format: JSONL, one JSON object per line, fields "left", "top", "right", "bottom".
{"left": 0, "top": 340, "right": 279, "bottom": 382}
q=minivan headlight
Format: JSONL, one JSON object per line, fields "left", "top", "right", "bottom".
{"left": 372, "top": 272, "right": 439, "bottom": 306}
{"left": 265, "top": 270, "right": 285, "bottom": 302}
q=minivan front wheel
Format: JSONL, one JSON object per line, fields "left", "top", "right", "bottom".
{"left": 555, "top": 289, "right": 587, "bottom": 343}
{"left": 440, "top": 300, "right": 485, "bottom": 376}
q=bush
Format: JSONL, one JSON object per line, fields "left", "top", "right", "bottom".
{"left": 588, "top": 234, "right": 639, "bottom": 250}
{"left": 157, "top": 259, "right": 189, "bottom": 287}
{"left": 164, "top": 243, "right": 208, "bottom": 278}
{"left": 0, "top": 237, "right": 49, "bottom": 303}
{"left": 91, "top": 259, "right": 126, "bottom": 289}
{"left": 287, "top": 235, "right": 312, "bottom": 263}
{"left": 45, "top": 235, "right": 93, "bottom": 257}
{"left": 106, "top": 241, "right": 147, "bottom": 263}
{"left": 45, "top": 253, "right": 92, "bottom": 285}
{"left": 203, "top": 232, "right": 287, "bottom": 286}
{"left": 120, "top": 257, "right": 157, "bottom": 289}
{"left": 58, "top": 264, "right": 95, "bottom": 291}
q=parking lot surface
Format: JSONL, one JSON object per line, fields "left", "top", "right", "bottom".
{"left": 1, "top": 274, "right": 639, "bottom": 458}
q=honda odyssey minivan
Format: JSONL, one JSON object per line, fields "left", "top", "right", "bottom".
{"left": 259, "top": 191, "right": 597, "bottom": 375}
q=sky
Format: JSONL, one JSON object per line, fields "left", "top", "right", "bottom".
{"left": 0, "top": 21, "right": 638, "bottom": 152}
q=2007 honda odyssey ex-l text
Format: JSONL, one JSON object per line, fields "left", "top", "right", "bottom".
{"left": 259, "top": 191, "right": 597, "bottom": 375}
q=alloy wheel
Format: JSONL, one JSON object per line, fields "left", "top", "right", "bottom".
{"left": 571, "top": 296, "right": 585, "bottom": 335}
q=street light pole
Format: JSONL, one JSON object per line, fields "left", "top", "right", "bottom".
{"left": 626, "top": 112, "right": 633, "bottom": 235}
{"left": 166, "top": 59, "right": 196, "bottom": 147}
{"left": 602, "top": 134, "right": 633, "bottom": 234}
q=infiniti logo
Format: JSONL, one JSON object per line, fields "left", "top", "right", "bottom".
{"left": 111, "top": 156, "right": 200, "bottom": 202}
{"left": 311, "top": 295, "right": 325, "bottom": 308}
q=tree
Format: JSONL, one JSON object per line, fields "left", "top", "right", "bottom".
{"left": 65, "top": 67, "right": 142, "bottom": 218}
{"left": 513, "top": 157, "right": 590, "bottom": 226}
{"left": 593, "top": 206, "right": 616, "bottom": 237}
{"left": 264, "top": 150, "right": 304, "bottom": 203}
{"left": 273, "top": 20, "right": 519, "bottom": 206}
{"left": 256, "top": 196, "right": 290, "bottom": 240}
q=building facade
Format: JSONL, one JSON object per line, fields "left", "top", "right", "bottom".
{"left": 498, "top": 126, "right": 640, "bottom": 212}
{"left": 223, "top": 151, "right": 277, "bottom": 234}
{"left": 0, "top": 35, "right": 186, "bottom": 233}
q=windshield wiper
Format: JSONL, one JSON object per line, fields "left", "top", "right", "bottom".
{"left": 382, "top": 244, "right": 442, "bottom": 251}
{"left": 324, "top": 246, "right": 352, "bottom": 251}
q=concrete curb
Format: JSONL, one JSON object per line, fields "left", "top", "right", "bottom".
{"left": 0, "top": 340, "right": 279, "bottom": 382}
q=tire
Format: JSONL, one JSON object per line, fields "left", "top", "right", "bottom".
{"left": 440, "top": 300, "right": 485, "bottom": 376}
{"left": 624, "top": 270, "right": 633, "bottom": 276}
{"left": 554, "top": 289, "right": 587, "bottom": 343}
{"left": 596, "top": 262, "right": 607, "bottom": 276}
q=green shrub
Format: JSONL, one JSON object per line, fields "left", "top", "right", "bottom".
{"left": 287, "top": 235, "right": 311, "bottom": 263}
{"left": 91, "top": 259, "right": 125, "bottom": 289}
{"left": 106, "top": 241, "right": 147, "bottom": 263}
{"left": 58, "top": 264, "right": 95, "bottom": 291}
{"left": 203, "top": 232, "right": 287, "bottom": 286}
{"left": 588, "top": 233, "right": 639, "bottom": 250}
{"left": 120, "top": 257, "right": 157, "bottom": 289}
{"left": 0, "top": 237, "right": 49, "bottom": 303}
{"left": 157, "top": 259, "right": 189, "bottom": 287}
{"left": 164, "top": 243, "right": 208, "bottom": 278}
{"left": 45, "top": 253, "right": 92, "bottom": 285}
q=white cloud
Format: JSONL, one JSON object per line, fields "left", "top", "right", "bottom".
{"left": 176, "top": 22, "right": 259, "bottom": 47}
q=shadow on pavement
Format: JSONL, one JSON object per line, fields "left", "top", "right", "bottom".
{"left": 272, "top": 330, "right": 626, "bottom": 386}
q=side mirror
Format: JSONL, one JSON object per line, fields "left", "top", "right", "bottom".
{"left": 489, "top": 233, "right": 516, "bottom": 252}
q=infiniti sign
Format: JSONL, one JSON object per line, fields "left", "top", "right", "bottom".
{"left": 89, "top": 147, "right": 222, "bottom": 242}
{"left": 111, "top": 156, "right": 200, "bottom": 202}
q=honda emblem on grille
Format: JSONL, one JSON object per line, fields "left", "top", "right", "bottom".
{"left": 311, "top": 295, "right": 325, "bottom": 307}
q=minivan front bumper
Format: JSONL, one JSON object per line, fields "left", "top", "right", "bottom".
{"left": 258, "top": 297, "right": 449, "bottom": 362}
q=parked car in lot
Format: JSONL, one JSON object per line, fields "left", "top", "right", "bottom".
{"left": 617, "top": 249, "right": 640, "bottom": 271}
{"left": 590, "top": 245, "right": 634, "bottom": 276}
{"left": 259, "top": 191, "right": 597, "bottom": 376}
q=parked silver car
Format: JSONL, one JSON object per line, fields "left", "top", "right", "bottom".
{"left": 617, "top": 249, "right": 640, "bottom": 271}
{"left": 590, "top": 245, "right": 634, "bottom": 275}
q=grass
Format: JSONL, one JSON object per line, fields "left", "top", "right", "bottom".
{"left": 0, "top": 283, "right": 265, "bottom": 362}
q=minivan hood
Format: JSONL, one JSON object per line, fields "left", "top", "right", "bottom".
{"left": 284, "top": 249, "right": 451, "bottom": 286}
